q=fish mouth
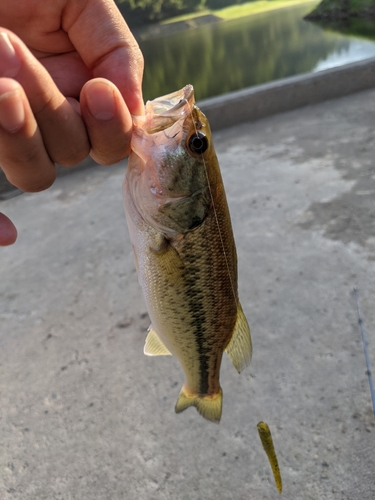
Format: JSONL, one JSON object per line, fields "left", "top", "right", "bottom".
{"left": 147, "top": 85, "right": 194, "bottom": 116}
{"left": 134, "top": 85, "right": 196, "bottom": 134}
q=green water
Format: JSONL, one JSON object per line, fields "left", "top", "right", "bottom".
{"left": 138, "top": 2, "right": 375, "bottom": 101}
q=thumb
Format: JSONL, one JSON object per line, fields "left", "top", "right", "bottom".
{"left": 64, "top": 0, "right": 144, "bottom": 115}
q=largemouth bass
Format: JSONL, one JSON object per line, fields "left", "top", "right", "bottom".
{"left": 123, "top": 85, "right": 252, "bottom": 423}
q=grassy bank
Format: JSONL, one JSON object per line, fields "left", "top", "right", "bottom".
{"left": 161, "top": 0, "right": 319, "bottom": 24}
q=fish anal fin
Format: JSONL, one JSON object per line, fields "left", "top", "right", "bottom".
{"left": 225, "top": 303, "right": 252, "bottom": 373}
{"left": 175, "top": 386, "right": 222, "bottom": 423}
{"left": 144, "top": 326, "right": 172, "bottom": 356}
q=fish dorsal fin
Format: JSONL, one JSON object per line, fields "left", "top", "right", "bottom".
{"left": 225, "top": 303, "right": 252, "bottom": 373}
{"left": 144, "top": 326, "right": 172, "bottom": 356}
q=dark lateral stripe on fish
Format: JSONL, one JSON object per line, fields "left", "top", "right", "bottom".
{"left": 182, "top": 260, "right": 213, "bottom": 396}
{"left": 182, "top": 229, "right": 235, "bottom": 396}
{"left": 195, "top": 333, "right": 210, "bottom": 395}
{"left": 186, "top": 279, "right": 210, "bottom": 395}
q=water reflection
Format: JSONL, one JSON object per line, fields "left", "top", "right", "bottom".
{"left": 138, "top": 2, "right": 375, "bottom": 101}
{"left": 313, "top": 39, "right": 375, "bottom": 72}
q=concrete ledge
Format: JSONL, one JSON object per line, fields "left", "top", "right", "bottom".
{"left": 199, "top": 57, "right": 375, "bottom": 130}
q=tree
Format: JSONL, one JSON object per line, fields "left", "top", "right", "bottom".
{"left": 306, "top": 0, "right": 375, "bottom": 21}
{"left": 304, "top": 0, "right": 375, "bottom": 41}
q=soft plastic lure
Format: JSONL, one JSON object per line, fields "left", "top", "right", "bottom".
{"left": 257, "top": 421, "right": 282, "bottom": 493}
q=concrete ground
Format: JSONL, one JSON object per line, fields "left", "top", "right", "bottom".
{"left": 1, "top": 88, "right": 375, "bottom": 500}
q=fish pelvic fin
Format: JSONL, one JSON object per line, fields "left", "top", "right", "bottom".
{"left": 175, "top": 386, "right": 223, "bottom": 423}
{"left": 225, "top": 302, "right": 252, "bottom": 373}
{"left": 144, "top": 326, "right": 172, "bottom": 356}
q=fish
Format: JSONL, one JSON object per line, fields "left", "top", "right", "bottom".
{"left": 123, "top": 84, "right": 252, "bottom": 423}
{"left": 257, "top": 421, "right": 282, "bottom": 493}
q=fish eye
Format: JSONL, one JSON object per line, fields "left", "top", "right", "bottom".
{"left": 187, "top": 132, "right": 209, "bottom": 155}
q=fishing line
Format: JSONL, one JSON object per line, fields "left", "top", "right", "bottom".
{"left": 186, "top": 100, "right": 239, "bottom": 308}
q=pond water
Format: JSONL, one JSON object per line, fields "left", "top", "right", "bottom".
{"left": 138, "top": 2, "right": 375, "bottom": 101}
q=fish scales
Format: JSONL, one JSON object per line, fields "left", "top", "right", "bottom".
{"left": 123, "top": 85, "right": 252, "bottom": 422}
{"left": 151, "top": 197, "right": 237, "bottom": 395}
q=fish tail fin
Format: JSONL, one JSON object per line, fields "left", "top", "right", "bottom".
{"left": 175, "top": 386, "right": 223, "bottom": 423}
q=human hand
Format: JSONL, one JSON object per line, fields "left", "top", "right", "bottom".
{"left": 0, "top": 0, "right": 144, "bottom": 245}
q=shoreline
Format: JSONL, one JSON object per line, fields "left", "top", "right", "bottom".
{"left": 164, "top": 0, "right": 318, "bottom": 23}
{"left": 133, "top": 0, "right": 318, "bottom": 41}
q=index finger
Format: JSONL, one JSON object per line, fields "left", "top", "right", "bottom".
{"left": 0, "top": 212, "right": 17, "bottom": 246}
{"left": 63, "top": 0, "right": 144, "bottom": 115}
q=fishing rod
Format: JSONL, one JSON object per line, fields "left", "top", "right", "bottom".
{"left": 353, "top": 287, "right": 375, "bottom": 416}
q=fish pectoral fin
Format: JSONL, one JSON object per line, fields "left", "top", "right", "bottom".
{"left": 175, "top": 386, "right": 222, "bottom": 423}
{"left": 144, "top": 326, "right": 172, "bottom": 356}
{"left": 225, "top": 302, "right": 252, "bottom": 373}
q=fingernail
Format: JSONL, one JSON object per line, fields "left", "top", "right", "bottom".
{"left": 0, "top": 89, "right": 25, "bottom": 133}
{"left": 86, "top": 81, "right": 116, "bottom": 120}
{"left": 0, "top": 32, "right": 21, "bottom": 78}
